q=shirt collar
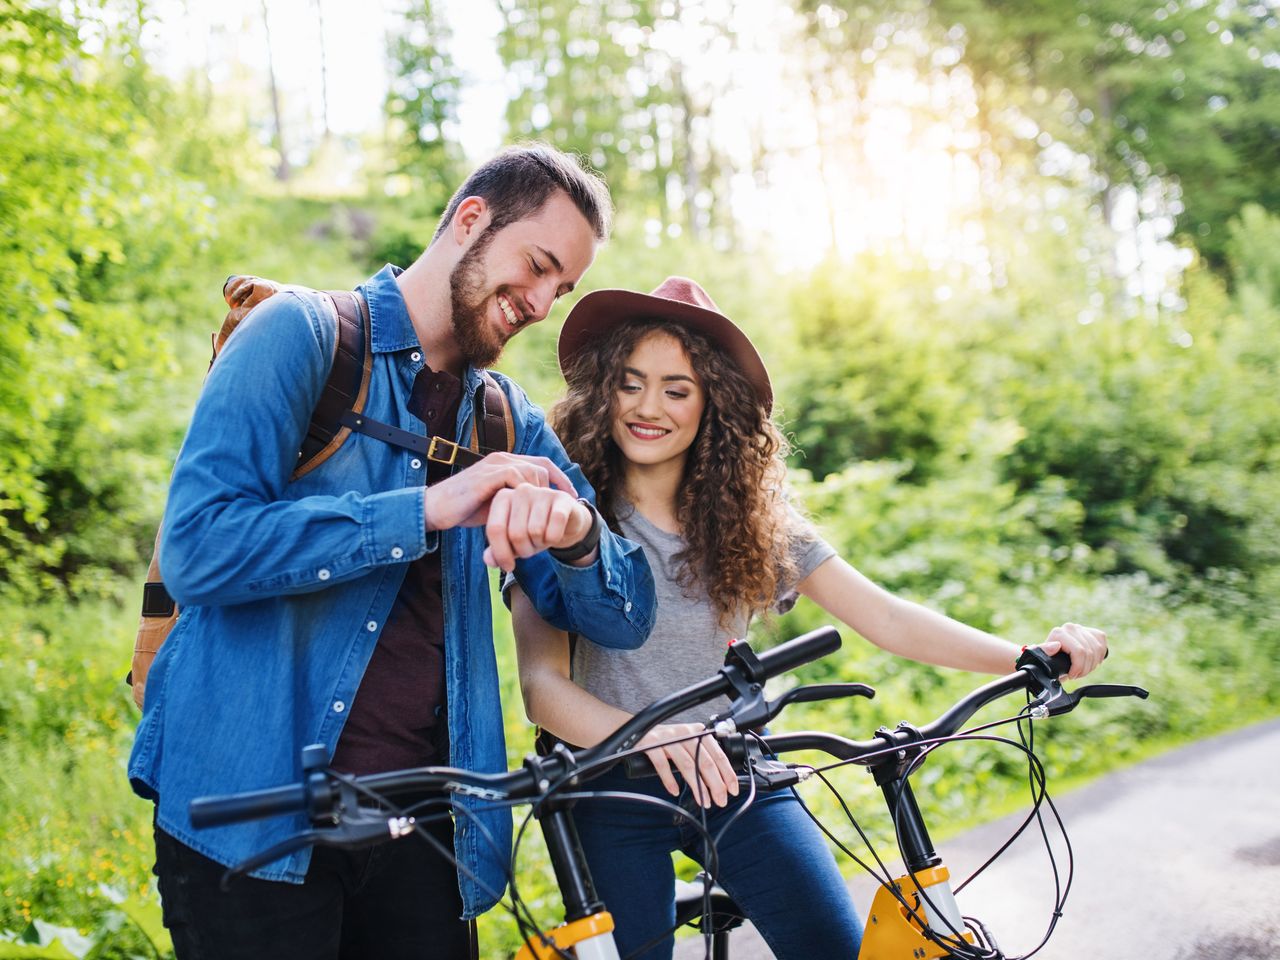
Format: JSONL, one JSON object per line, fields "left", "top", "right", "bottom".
{"left": 360, "top": 263, "right": 486, "bottom": 390}
{"left": 361, "top": 264, "right": 421, "bottom": 354}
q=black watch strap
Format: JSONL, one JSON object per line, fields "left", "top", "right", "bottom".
{"left": 548, "top": 499, "right": 602, "bottom": 563}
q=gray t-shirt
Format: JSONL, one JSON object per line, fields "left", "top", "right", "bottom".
{"left": 572, "top": 503, "right": 836, "bottom": 724}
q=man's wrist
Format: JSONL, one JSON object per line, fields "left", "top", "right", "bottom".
{"left": 549, "top": 499, "right": 601, "bottom": 563}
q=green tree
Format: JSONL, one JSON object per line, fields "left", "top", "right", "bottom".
{"left": 385, "top": 0, "right": 465, "bottom": 214}
{"left": 496, "top": 0, "right": 730, "bottom": 235}
{"left": 927, "top": 0, "right": 1280, "bottom": 269}
{"left": 0, "top": 1, "right": 216, "bottom": 598}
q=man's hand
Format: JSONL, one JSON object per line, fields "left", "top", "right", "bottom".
{"left": 1031, "top": 622, "right": 1108, "bottom": 680}
{"left": 641, "top": 723, "right": 740, "bottom": 809}
{"left": 481, "top": 485, "right": 595, "bottom": 570}
{"left": 421, "top": 452, "right": 596, "bottom": 571}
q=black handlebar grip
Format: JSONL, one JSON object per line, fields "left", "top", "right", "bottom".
{"left": 755, "top": 626, "right": 842, "bottom": 681}
{"left": 622, "top": 733, "right": 751, "bottom": 779}
{"left": 190, "top": 784, "right": 308, "bottom": 829}
{"left": 1019, "top": 645, "right": 1108, "bottom": 678}
{"left": 623, "top": 752, "right": 655, "bottom": 778}
{"left": 1047, "top": 645, "right": 1108, "bottom": 675}
{"left": 1046, "top": 650, "right": 1074, "bottom": 675}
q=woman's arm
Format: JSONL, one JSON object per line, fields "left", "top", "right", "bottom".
{"left": 796, "top": 556, "right": 1107, "bottom": 679}
{"left": 511, "top": 586, "right": 738, "bottom": 807}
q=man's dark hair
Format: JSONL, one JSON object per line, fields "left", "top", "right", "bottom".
{"left": 432, "top": 143, "right": 613, "bottom": 244}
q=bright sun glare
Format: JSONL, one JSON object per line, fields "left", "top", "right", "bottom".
{"left": 140, "top": 0, "right": 1060, "bottom": 275}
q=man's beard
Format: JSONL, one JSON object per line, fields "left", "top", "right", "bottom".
{"left": 448, "top": 229, "right": 506, "bottom": 369}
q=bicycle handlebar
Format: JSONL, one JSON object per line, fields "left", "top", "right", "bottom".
{"left": 621, "top": 646, "right": 1144, "bottom": 779}
{"left": 189, "top": 784, "right": 309, "bottom": 831}
{"left": 191, "top": 636, "right": 1146, "bottom": 831}
{"left": 190, "top": 626, "right": 844, "bottom": 830}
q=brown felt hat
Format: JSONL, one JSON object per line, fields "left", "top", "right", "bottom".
{"left": 557, "top": 276, "right": 773, "bottom": 412}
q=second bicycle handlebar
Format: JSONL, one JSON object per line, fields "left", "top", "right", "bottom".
{"left": 190, "top": 626, "right": 843, "bottom": 829}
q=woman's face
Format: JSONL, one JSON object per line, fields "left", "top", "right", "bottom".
{"left": 610, "top": 331, "right": 706, "bottom": 470}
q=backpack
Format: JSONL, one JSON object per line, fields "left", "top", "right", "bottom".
{"left": 128, "top": 275, "right": 515, "bottom": 709}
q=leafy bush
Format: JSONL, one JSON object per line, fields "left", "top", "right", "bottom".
{"left": 0, "top": 6, "right": 217, "bottom": 599}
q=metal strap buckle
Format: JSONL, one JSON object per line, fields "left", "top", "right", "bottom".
{"left": 427, "top": 436, "right": 459, "bottom": 466}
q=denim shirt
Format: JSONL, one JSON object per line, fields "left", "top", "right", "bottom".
{"left": 128, "top": 265, "right": 655, "bottom": 917}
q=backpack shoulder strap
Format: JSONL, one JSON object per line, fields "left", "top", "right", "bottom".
{"left": 469, "top": 370, "right": 516, "bottom": 456}
{"left": 294, "top": 289, "right": 371, "bottom": 479}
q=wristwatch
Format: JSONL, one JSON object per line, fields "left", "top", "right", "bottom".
{"left": 548, "top": 498, "right": 602, "bottom": 563}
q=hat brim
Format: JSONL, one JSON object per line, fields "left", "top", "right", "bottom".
{"left": 557, "top": 288, "right": 773, "bottom": 412}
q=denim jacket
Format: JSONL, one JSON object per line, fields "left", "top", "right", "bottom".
{"left": 128, "top": 265, "right": 655, "bottom": 917}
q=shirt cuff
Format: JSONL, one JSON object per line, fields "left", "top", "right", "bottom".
{"left": 361, "top": 486, "right": 436, "bottom": 563}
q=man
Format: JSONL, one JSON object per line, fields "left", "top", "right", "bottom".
{"left": 128, "top": 145, "right": 656, "bottom": 959}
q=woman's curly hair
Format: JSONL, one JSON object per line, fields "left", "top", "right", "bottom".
{"left": 552, "top": 318, "right": 799, "bottom": 627}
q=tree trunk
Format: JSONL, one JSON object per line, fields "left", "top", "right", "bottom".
{"left": 261, "top": 0, "right": 291, "bottom": 181}
{"left": 315, "top": 0, "right": 331, "bottom": 140}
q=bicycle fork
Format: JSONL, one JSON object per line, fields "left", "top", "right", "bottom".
{"left": 859, "top": 774, "right": 974, "bottom": 960}
{"left": 515, "top": 803, "right": 621, "bottom": 960}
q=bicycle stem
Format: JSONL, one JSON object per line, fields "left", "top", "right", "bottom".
{"left": 875, "top": 773, "right": 941, "bottom": 873}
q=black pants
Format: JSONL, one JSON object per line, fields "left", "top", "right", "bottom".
{"left": 153, "top": 817, "right": 477, "bottom": 960}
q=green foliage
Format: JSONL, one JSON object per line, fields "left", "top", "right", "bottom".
{"left": 775, "top": 255, "right": 982, "bottom": 481}
{"left": 0, "top": 588, "right": 166, "bottom": 959}
{"left": 0, "top": 2, "right": 218, "bottom": 598}
{"left": 385, "top": 0, "right": 465, "bottom": 213}
{"left": 496, "top": 0, "right": 732, "bottom": 238}
{"left": 928, "top": 0, "right": 1280, "bottom": 266}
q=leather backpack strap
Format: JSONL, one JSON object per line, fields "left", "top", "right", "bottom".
{"left": 337, "top": 368, "right": 516, "bottom": 473}
{"left": 294, "top": 290, "right": 371, "bottom": 479}
{"left": 472, "top": 371, "right": 516, "bottom": 455}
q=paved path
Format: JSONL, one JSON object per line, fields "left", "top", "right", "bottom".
{"left": 675, "top": 717, "right": 1280, "bottom": 959}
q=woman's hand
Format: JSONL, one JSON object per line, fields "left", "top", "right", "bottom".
{"left": 1030, "top": 622, "right": 1108, "bottom": 680}
{"left": 640, "top": 723, "right": 740, "bottom": 808}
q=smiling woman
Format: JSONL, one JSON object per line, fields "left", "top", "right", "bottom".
{"left": 611, "top": 334, "right": 705, "bottom": 479}
{"left": 506, "top": 274, "right": 1110, "bottom": 960}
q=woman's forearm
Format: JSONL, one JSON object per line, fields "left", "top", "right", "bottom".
{"left": 511, "top": 585, "right": 639, "bottom": 746}
{"left": 798, "top": 557, "right": 1020, "bottom": 674}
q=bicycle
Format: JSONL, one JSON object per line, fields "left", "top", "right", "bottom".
{"left": 188, "top": 627, "right": 1147, "bottom": 959}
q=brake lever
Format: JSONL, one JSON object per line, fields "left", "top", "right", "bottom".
{"left": 713, "top": 681, "right": 876, "bottom": 731}
{"left": 1030, "top": 681, "right": 1150, "bottom": 718}
{"left": 773, "top": 682, "right": 876, "bottom": 708}
{"left": 218, "top": 808, "right": 419, "bottom": 891}
{"left": 1078, "top": 682, "right": 1150, "bottom": 701}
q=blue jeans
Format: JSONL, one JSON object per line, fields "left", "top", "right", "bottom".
{"left": 571, "top": 766, "right": 863, "bottom": 960}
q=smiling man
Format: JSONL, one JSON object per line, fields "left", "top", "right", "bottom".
{"left": 129, "top": 145, "right": 656, "bottom": 960}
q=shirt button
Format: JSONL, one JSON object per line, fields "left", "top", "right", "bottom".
{"left": 624, "top": 601, "right": 633, "bottom": 612}
{"left": 318, "top": 568, "right": 331, "bottom": 581}
{"left": 390, "top": 546, "right": 404, "bottom": 560}
{"left": 366, "top": 620, "right": 378, "bottom": 632}
{"left": 410, "top": 351, "right": 421, "bottom": 362}
{"left": 410, "top": 458, "right": 422, "bottom": 470}
{"left": 333, "top": 700, "right": 345, "bottom": 713}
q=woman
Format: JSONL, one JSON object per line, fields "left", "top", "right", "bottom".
{"left": 510, "top": 277, "right": 1108, "bottom": 960}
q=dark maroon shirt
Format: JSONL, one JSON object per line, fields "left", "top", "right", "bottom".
{"left": 330, "top": 364, "right": 463, "bottom": 776}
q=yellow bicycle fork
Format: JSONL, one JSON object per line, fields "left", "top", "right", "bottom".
{"left": 514, "top": 910, "right": 620, "bottom": 960}
{"left": 858, "top": 865, "right": 976, "bottom": 960}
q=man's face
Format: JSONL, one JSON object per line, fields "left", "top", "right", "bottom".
{"left": 449, "top": 191, "right": 598, "bottom": 368}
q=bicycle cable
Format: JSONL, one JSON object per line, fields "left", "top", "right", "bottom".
{"left": 781, "top": 702, "right": 1080, "bottom": 960}
{"left": 333, "top": 771, "right": 579, "bottom": 959}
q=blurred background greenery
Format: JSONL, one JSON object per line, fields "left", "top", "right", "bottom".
{"left": 2, "top": 0, "right": 1278, "bottom": 956}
